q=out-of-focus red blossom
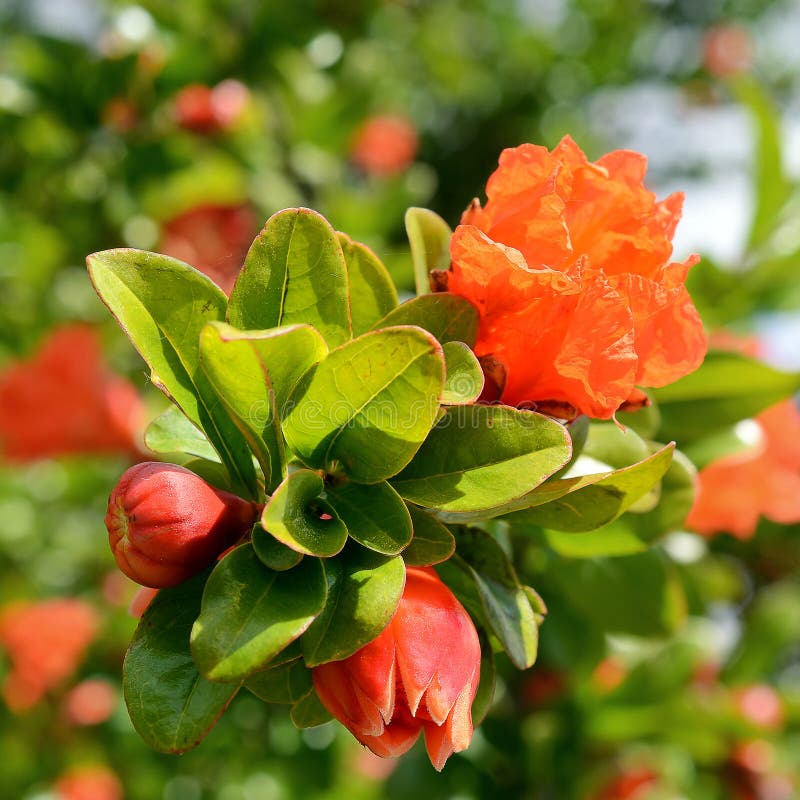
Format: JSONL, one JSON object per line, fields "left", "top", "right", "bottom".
{"left": 591, "top": 657, "right": 627, "bottom": 693}
{"left": 350, "top": 115, "right": 419, "bottom": 177}
{"left": 704, "top": 24, "right": 754, "bottom": 77}
{"left": 54, "top": 765, "right": 123, "bottom": 800}
{"left": 159, "top": 203, "right": 257, "bottom": 294}
{"left": 101, "top": 98, "right": 138, "bottom": 133}
{"left": 520, "top": 667, "right": 567, "bottom": 708}
{"left": 0, "top": 599, "right": 99, "bottom": 712}
{"left": 63, "top": 679, "right": 117, "bottom": 726}
{"left": 446, "top": 136, "right": 706, "bottom": 419}
{"left": 707, "top": 329, "right": 762, "bottom": 358}
{"left": 173, "top": 80, "right": 250, "bottom": 133}
{"left": 313, "top": 566, "right": 480, "bottom": 771}
{"left": 592, "top": 768, "right": 659, "bottom": 800}
{"left": 106, "top": 462, "right": 259, "bottom": 588}
{"left": 688, "top": 399, "right": 800, "bottom": 538}
{"left": 129, "top": 586, "right": 158, "bottom": 619}
{"left": 733, "top": 685, "right": 785, "bottom": 731}
{"left": 732, "top": 740, "right": 776, "bottom": 774}
{"left": 0, "top": 325, "right": 145, "bottom": 461}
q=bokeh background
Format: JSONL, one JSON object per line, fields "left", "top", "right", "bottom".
{"left": 2, "top": 1, "right": 800, "bottom": 798}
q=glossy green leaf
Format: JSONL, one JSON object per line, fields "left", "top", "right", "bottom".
{"left": 391, "top": 405, "right": 571, "bottom": 513}
{"left": 325, "top": 481, "right": 412, "bottom": 555}
{"left": 144, "top": 406, "right": 218, "bottom": 462}
{"left": 405, "top": 206, "right": 452, "bottom": 296}
{"left": 261, "top": 470, "right": 348, "bottom": 557}
{"left": 550, "top": 550, "right": 687, "bottom": 637}
{"left": 653, "top": 350, "right": 800, "bottom": 441}
{"left": 251, "top": 525, "right": 304, "bottom": 571}
{"left": 199, "top": 322, "right": 283, "bottom": 491}
{"left": 441, "top": 341, "right": 484, "bottom": 405}
{"left": 303, "top": 544, "right": 406, "bottom": 667}
{"left": 291, "top": 689, "right": 333, "bottom": 728}
{"left": 87, "top": 249, "right": 258, "bottom": 499}
{"left": 283, "top": 326, "right": 444, "bottom": 483}
{"left": 454, "top": 528, "right": 539, "bottom": 669}
{"left": 123, "top": 573, "right": 238, "bottom": 754}
{"left": 191, "top": 545, "right": 326, "bottom": 682}
{"left": 228, "top": 208, "right": 351, "bottom": 347}
{"left": 505, "top": 443, "right": 674, "bottom": 532}
{"left": 403, "top": 504, "right": 456, "bottom": 566}
{"left": 181, "top": 458, "right": 234, "bottom": 493}
{"left": 246, "top": 659, "right": 312, "bottom": 705}
{"left": 537, "top": 525, "right": 649, "bottom": 559}
{"left": 374, "top": 293, "right": 478, "bottom": 346}
{"left": 338, "top": 232, "right": 398, "bottom": 336}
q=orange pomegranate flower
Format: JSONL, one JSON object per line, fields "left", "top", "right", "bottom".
{"left": 688, "top": 399, "right": 800, "bottom": 539}
{"left": 159, "top": 203, "right": 257, "bottom": 295}
{"left": 0, "top": 599, "right": 99, "bottom": 712}
{"left": 0, "top": 325, "right": 145, "bottom": 461}
{"left": 313, "top": 566, "right": 481, "bottom": 771}
{"left": 54, "top": 764, "right": 123, "bottom": 800}
{"left": 445, "top": 136, "right": 707, "bottom": 419}
{"left": 350, "top": 115, "right": 419, "bottom": 177}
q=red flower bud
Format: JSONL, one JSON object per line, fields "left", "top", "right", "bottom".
{"left": 313, "top": 566, "right": 481, "bottom": 771}
{"left": 106, "top": 462, "right": 258, "bottom": 588}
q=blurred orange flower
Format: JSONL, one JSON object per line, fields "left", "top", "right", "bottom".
{"left": 173, "top": 80, "right": 250, "bottom": 133}
{"left": 0, "top": 599, "right": 99, "bottom": 712}
{"left": 54, "top": 764, "right": 123, "bottom": 800}
{"left": 687, "top": 399, "right": 800, "bottom": 539}
{"left": 0, "top": 325, "right": 145, "bottom": 461}
{"left": 160, "top": 203, "right": 258, "bottom": 295}
{"left": 703, "top": 24, "right": 754, "bottom": 78}
{"left": 446, "top": 136, "right": 706, "bottom": 419}
{"left": 63, "top": 679, "right": 117, "bottom": 726}
{"left": 350, "top": 115, "right": 419, "bottom": 177}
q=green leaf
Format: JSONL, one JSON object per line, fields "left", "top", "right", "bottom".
{"left": 228, "top": 208, "right": 351, "bottom": 347}
{"left": 537, "top": 525, "right": 649, "bottom": 559}
{"left": 505, "top": 443, "right": 674, "bottom": 532}
{"left": 251, "top": 525, "right": 304, "bottom": 571}
{"left": 374, "top": 293, "right": 478, "bottom": 346}
{"left": 283, "top": 326, "right": 444, "bottom": 483}
{"left": 325, "top": 481, "right": 412, "bottom": 555}
{"left": 261, "top": 470, "right": 348, "bottom": 557}
{"left": 246, "top": 659, "right": 312, "bottom": 705}
{"left": 303, "top": 544, "right": 405, "bottom": 667}
{"left": 291, "top": 689, "right": 333, "bottom": 728}
{"left": 123, "top": 573, "right": 238, "bottom": 754}
{"left": 550, "top": 550, "right": 686, "bottom": 637}
{"left": 403, "top": 504, "right": 456, "bottom": 566}
{"left": 405, "top": 206, "right": 452, "bottom": 296}
{"left": 87, "top": 249, "right": 258, "bottom": 499}
{"left": 191, "top": 545, "right": 326, "bottom": 682}
{"left": 144, "top": 406, "right": 219, "bottom": 462}
{"left": 732, "top": 77, "right": 792, "bottom": 250}
{"left": 454, "top": 528, "right": 539, "bottom": 669}
{"left": 391, "top": 405, "right": 571, "bottom": 513}
{"left": 338, "top": 232, "right": 398, "bottom": 336}
{"left": 199, "top": 322, "right": 283, "bottom": 492}
{"left": 181, "top": 458, "right": 234, "bottom": 492}
{"left": 441, "top": 341, "right": 484, "bottom": 405}
{"left": 653, "top": 351, "right": 800, "bottom": 441}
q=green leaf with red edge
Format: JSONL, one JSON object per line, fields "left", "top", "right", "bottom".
{"left": 227, "top": 207, "right": 352, "bottom": 348}
{"left": 373, "top": 293, "right": 478, "bottom": 346}
{"left": 338, "top": 232, "right": 398, "bottom": 336}
{"left": 405, "top": 206, "right": 452, "bottom": 296}
{"left": 291, "top": 688, "right": 334, "bottom": 728}
{"left": 123, "top": 572, "right": 238, "bottom": 754}
{"left": 282, "top": 326, "right": 445, "bottom": 483}
{"left": 261, "top": 469, "right": 348, "bottom": 558}
{"left": 251, "top": 525, "right": 304, "bottom": 571}
{"left": 191, "top": 545, "right": 327, "bottom": 682}
{"left": 86, "top": 248, "right": 258, "bottom": 499}
{"left": 391, "top": 405, "right": 571, "bottom": 513}
{"left": 303, "top": 543, "right": 406, "bottom": 667}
